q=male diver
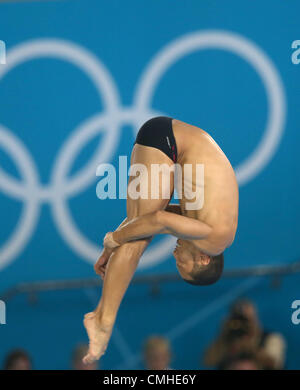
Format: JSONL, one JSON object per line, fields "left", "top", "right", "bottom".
{"left": 83, "top": 116, "right": 239, "bottom": 364}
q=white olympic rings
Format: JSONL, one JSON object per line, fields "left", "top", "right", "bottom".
{"left": 0, "top": 30, "right": 286, "bottom": 271}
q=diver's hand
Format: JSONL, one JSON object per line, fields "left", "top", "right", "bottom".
{"left": 103, "top": 232, "right": 120, "bottom": 250}
{"left": 94, "top": 247, "right": 113, "bottom": 279}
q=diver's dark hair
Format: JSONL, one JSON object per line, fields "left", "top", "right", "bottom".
{"left": 184, "top": 253, "right": 224, "bottom": 286}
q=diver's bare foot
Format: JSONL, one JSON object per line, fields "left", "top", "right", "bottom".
{"left": 83, "top": 312, "right": 112, "bottom": 364}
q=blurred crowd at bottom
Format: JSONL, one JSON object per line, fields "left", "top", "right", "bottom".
{"left": 1, "top": 298, "right": 286, "bottom": 370}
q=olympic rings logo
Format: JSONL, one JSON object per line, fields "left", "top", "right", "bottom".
{"left": 0, "top": 30, "right": 286, "bottom": 271}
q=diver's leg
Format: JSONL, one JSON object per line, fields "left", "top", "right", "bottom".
{"left": 83, "top": 144, "right": 174, "bottom": 364}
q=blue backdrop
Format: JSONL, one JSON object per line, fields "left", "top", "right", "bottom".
{"left": 0, "top": 0, "right": 299, "bottom": 369}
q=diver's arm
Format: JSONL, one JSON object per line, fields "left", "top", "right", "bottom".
{"left": 104, "top": 210, "right": 212, "bottom": 248}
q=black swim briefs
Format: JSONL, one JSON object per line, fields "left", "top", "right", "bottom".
{"left": 134, "top": 116, "right": 178, "bottom": 163}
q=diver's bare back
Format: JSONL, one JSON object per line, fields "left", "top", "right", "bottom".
{"left": 173, "top": 119, "right": 239, "bottom": 255}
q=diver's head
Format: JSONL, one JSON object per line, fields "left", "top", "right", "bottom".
{"left": 173, "top": 239, "right": 224, "bottom": 286}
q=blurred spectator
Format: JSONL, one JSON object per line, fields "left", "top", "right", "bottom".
{"left": 3, "top": 349, "right": 32, "bottom": 370}
{"left": 71, "top": 343, "right": 99, "bottom": 370}
{"left": 143, "top": 336, "right": 172, "bottom": 370}
{"left": 218, "top": 351, "right": 262, "bottom": 370}
{"left": 203, "top": 298, "right": 286, "bottom": 370}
